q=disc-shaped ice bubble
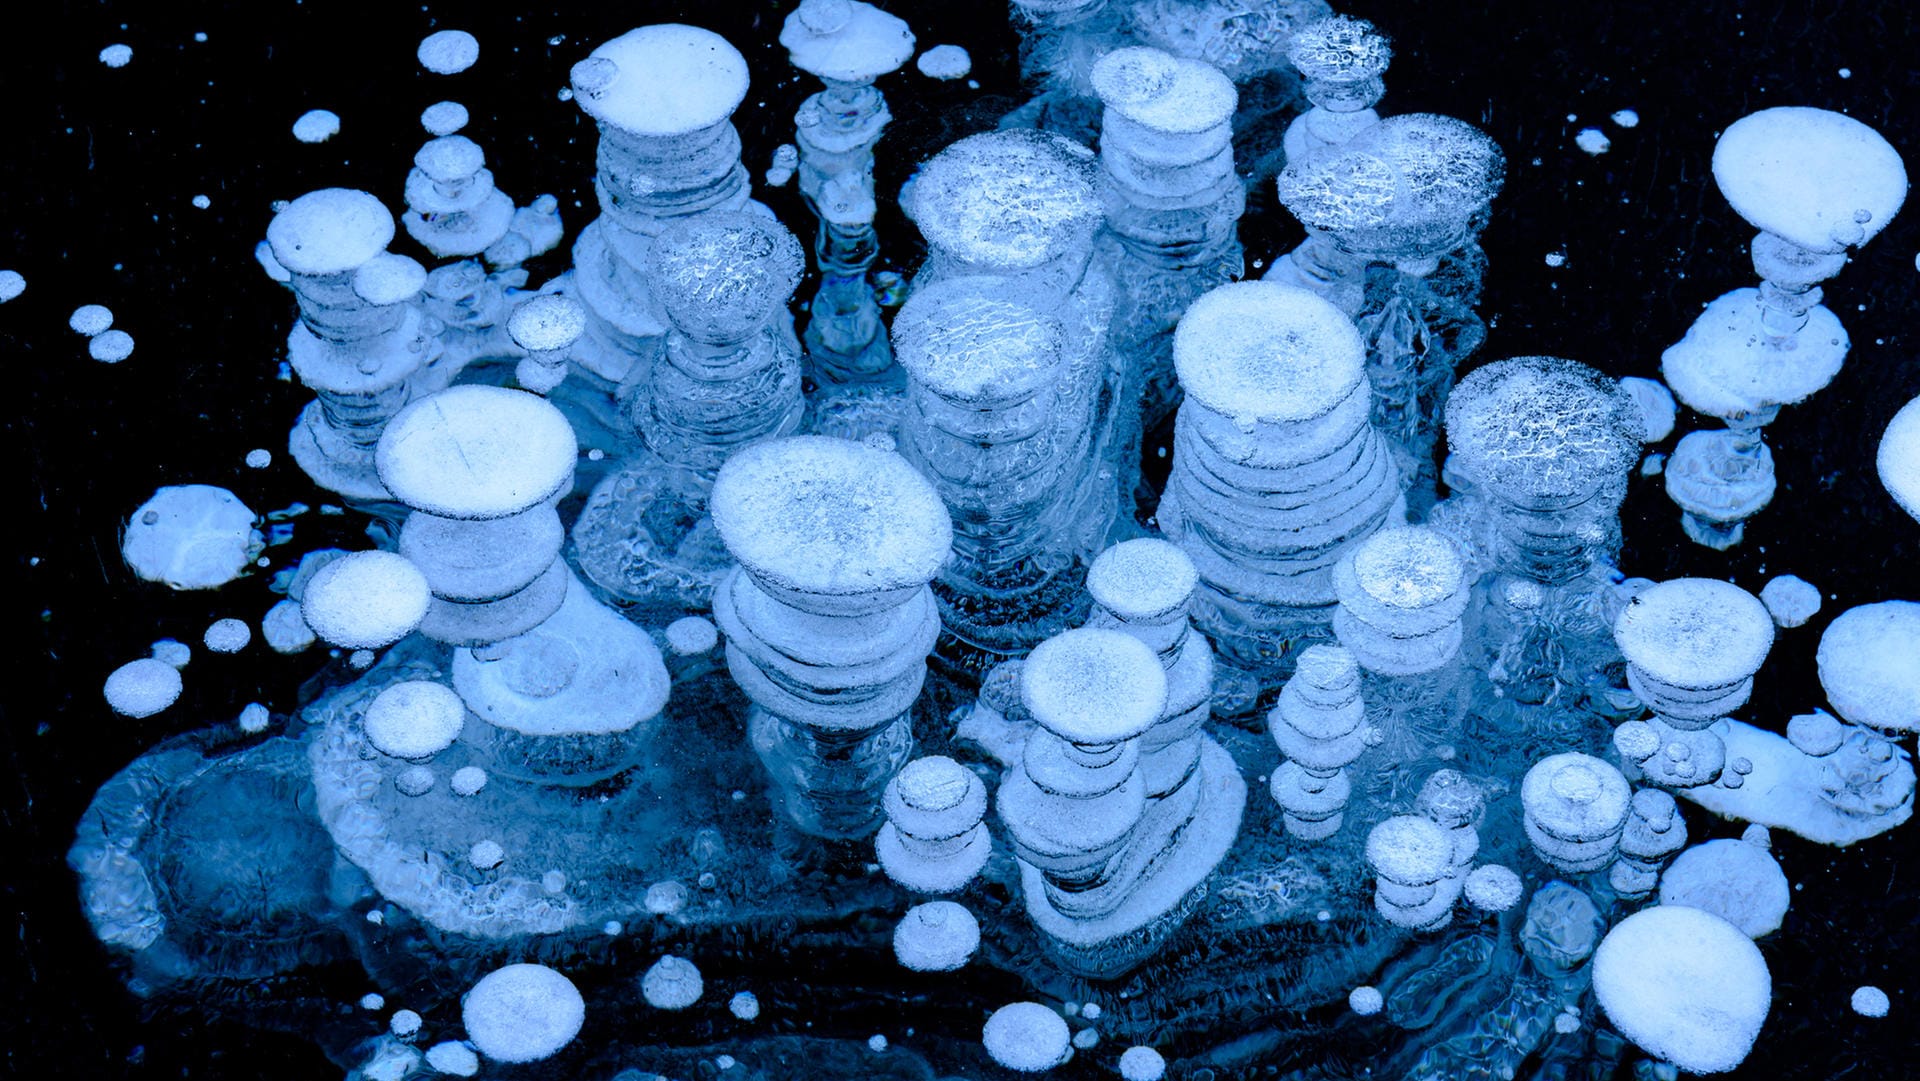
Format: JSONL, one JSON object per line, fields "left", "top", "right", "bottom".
{"left": 1758, "top": 575, "right": 1821, "bottom": 628}
{"left": 150, "top": 638, "right": 191, "bottom": 668}
{"left": 648, "top": 210, "right": 805, "bottom": 343}
{"left": 421, "top": 100, "right": 469, "bottom": 135}
{"left": 570, "top": 25, "right": 749, "bottom": 137}
{"left": 1365, "top": 815, "right": 1452, "bottom": 885}
{"left": 916, "top": 44, "right": 970, "bottom": 80}
{"left": 1593, "top": 906, "right": 1771, "bottom": 1074}
{"left": 710, "top": 436, "right": 951, "bottom": 597}
{"left": 892, "top": 900, "right": 980, "bottom": 971}
{"left": 1614, "top": 578, "right": 1774, "bottom": 691}
{"left": 300, "top": 551, "right": 431, "bottom": 649}
{"left": 1522, "top": 753, "right": 1631, "bottom": 842}
{"left": 1851, "top": 986, "right": 1891, "bottom": 1018}
{"left": 103, "top": 657, "right": 184, "bottom": 718}
{"left": 641, "top": 955, "right": 703, "bottom": 1010}
{"left": 417, "top": 29, "right": 480, "bottom": 75}
{"left": 462, "top": 964, "right": 585, "bottom": 1064}
{"left": 1339, "top": 526, "right": 1468, "bottom": 616}
{"left": 1445, "top": 357, "right": 1641, "bottom": 502}
{"left": 906, "top": 130, "right": 1102, "bottom": 270}
{"left": 1091, "top": 47, "right": 1236, "bottom": 135}
{"left": 730, "top": 991, "right": 760, "bottom": 1020}
{"left": 266, "top": 189, "right": 393, "bottom": 276}
{"left": 1086, "top": 539, "right": 1197, "bottom": 623}
{"left": 1280, "top": 114, "right": 1504, "bottom": 250}
{"left": 1020, "top": 628, "right": 1167, "bottom": 745}
{"left": 262, "top": 599, "right": 315, "bottom": 654}
{"left": 1173, "top": 281, "right": 1366, "bottom": 425}
{"left": 894, "top": 277, "right": 1064, "bottom": 405}
{"left": 1878, "top": 393, "right": 1920, "bottom": 524}
{"left": 1659, "top": 838, "right": 1791, "bottom": 938}
{"left": 292, "top": 109, "right": 341, "bottom": 144}
{"left": 1815, "top": 601, "right": 1920, "bottom": 732}
{"left": 202, "top": 618, "right": 250, "bottom": 653}
{"left": 89, "top": 330, "right": 135, "bottom": 363}
{"left": 414, "top": 135, "right": 485, "bottom": 184}
{"left": 377, "top": 386, "right": 577, "bottom": 520}
{"left": 70, "top": 304, "right": 113, "bottom": 336}
{"left": 1619, "top": 376, "right": 1679, "bottom": 443}
{"left": 425, "top": 1041, "right": 479, "bottom": 1077}
{"left": 983, "top": 1002, "right": 1072, "bottom": 1073}
{"left": 506, "top": 294, "right": 587, "bottom": 354}
{"left": 1463, "top": 864, "right": 1524, "bottom": 911}
{"left": 1286, "top": 15, "right": 1390, "bottom": 81}
{"left": 363, "top": 681, "right": 465, "bottom": 759}
{"left": 779, "top": 0, "right": 915, "bottom": 84}
{"left": 1713, "top": 107, "right": 1907, "bottom": 253}
{"left": 99, "top": 43, "right": 133, "bottom": 68}
{"left": 1119, "top": 1046, "right": 1167, "bottom": 1081}
{"left": 0, "top": 269, "right": 24, "bottom": 302}
{"left": 1348, "top": 986, "right": 1384, "bottom": 1015}
{"left": 352, "top": 252, "right": 426, "bottom": 306}
{"left": 122, "top": 484, "right": 259, "bottom": 590}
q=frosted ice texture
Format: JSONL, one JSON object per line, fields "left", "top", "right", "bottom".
{"left": 1658, "top": 836, "right": 1790, "bottom": 938}
{"left": 103, "top": 658, "right": 183, "bottom": 718}
{"left": 462, "top": 964, "right": 584, "bottom": 1063}
{"left": 1592, "top": 906, "right": 1771, "bottom": 1074}
{"left": 982, "top": 1001, "right": 1072, "bottom": 1072}
{"left": 1878, "top": 393, "right": 1920, "bottom": 522}
{"left": 122, "top": 485, "right": 262, "bottom": 590}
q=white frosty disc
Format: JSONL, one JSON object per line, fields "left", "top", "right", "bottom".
{"left": 1619, "top": 376, "right": 1678, "bottom": 442}
{"left": 507, "top": 294, "right": 587, "bottom": 353}
{"left": 353, "top": 252, "right": 426, "bottom": 306}
{"left": 730, "top": 991, "right": 760, "bottom": 1020}
{"left": 1758, "top": 575, "right": 1821, "bottom": 628}
{"left": 1086, "top": 539, "right": 1196, "bottom": 623}
{"left": 89, "top": 329, "right": 135, "bottom": 363}
{"left": 1173, "top": 281, "right": 1364, "bottom": 425}
{"left": 1851, "top": 986, "right": 1890, "bottom": 1018}
{"left": 262, "top": 599, "right": 316, "bottom": 654}
{"left": 1593, "top": 906, "right": 1771, "bottom": 1074}
{"left": 892, "top": 901, "right": 980, "bottom": 971}
{"left": 1020, "top": 628, "right": 1166, "bottom": 745}
{"left": 1815, "top": 601, "right": 1920, "bottom": 732}
{"left": 780, "top": 0, "right": 915, "bottom": 84}
{"left": 202, "top": 618, "right": 250, "bottom": 654}
{"left": 1348, "top": 986, "right": 1384, "bottom": 1015}
{"left": 462, "top": 964, "right": 585, "bottom": 1064}
{"left": 907, "top": 130, "right": 1102, "bottom": 270}
{"left": 1522, "top": 753, "right": 1631, "bottom": 843}
{"left": 1613, "top": 578, "right": 1774, "bottom": 691}
{"left": 300, "top": 551, "right": 431, "bottom": 649}
{"left": 1365, "top": 815, "right": 1452, "bottom": 885}
{"left": 417, "top": 30, "right": 479, "bottom": 75}
{"left": 571, "top": 25, "right": 748, "bottom": 137}
{"left": 291, "top": 109, "right": 342, "bottom": 144}
{"left": 267, "top": 188, "right": 392, "bottom": 275}
{"left": 1463, "top": 864, "right": 1524, "bottom": 911}
{"left": 983, "top": 1002, "right": 1071, "bottom": 1073}
{"left": 1878, "top": 393, "right": 1920, "bottom": 524}
{"left": 424, "top": 1041, "right": 479, "bottom": 1077}
{"left": 1091, "top": 47, "right": 1236, "bottom": 135}
{"left": 664, "top": 616, "right": 719, "bottom": 655}
{"left": 1659, "top": 838, "right": 1790, "bottom": 938}
{"left": 0, "top": 270, "right": 23, "bottom": 302}
{"left": 1713, "top": 107, "right": 1907, "bottom": 254}
{"left": 1119, "top": 1046, "right": 1166, "bottom": 1081}
{"left": 916, "top": 44, "right": 971, "bottom": 80}
{"left": 99, "top": 44, "right": 133, "bottom": 68}
{"left": 1446, "top": 357, "right": 1641, "bottom": 501}
{"left": 70, "top": 304, "right": 113, "bottom": 336}
{"left": 150, "top": 639, "right": 191, "bottom": 668}
{"left": 364, "top": 681, "right": 465, "bottom": 759}
{"left": 104, "top": 657, "right": 183, "bottom": 718}
{"left": 122, "top": 484, "right": 258, "bottom": 590}
{"left": 641, "top": 955, "right": 703, "bottom": 1010}
{"left": 421, "top": 100, "right": 469, "bottom": 135}
{"left": 377, "top": 386, "right": 577, "bottom": 520}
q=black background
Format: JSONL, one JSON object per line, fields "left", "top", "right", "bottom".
{"left": 6, "top": 1, "right": 1918, "bottom": 1078}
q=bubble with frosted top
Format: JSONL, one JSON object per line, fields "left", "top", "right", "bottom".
{"left": 104, "top": 657, "right": 183, "bottom": 718}
{"left": 1619, "top": 376, "right": 1677, "bottom": 442}
{"left": 420, "top": 101, "right": 468, "bottom": 137}
{"left": 0, "top": 269, "right": 23, "bottom": 302}
{"left": 1118, "top": 1046, "right": 1166, "bottom": 1081}
{"left": 1712, "top": 107, "right": 1907, "bottom": 253}
{"left": 389, "top": 1008, "right": 422, "bottom": 1038}
{"left": 88, "top": 330, "right": 135, "bottom": 363}
{"left": 1366, "top": 815, "right": 1452, "bottom": 884}
{"left": 906, "top": 130, "right": 1102, "bottom": 271}
{"left": 983, "top": 1002, "right": 1072, "bottom": 1073}
{"left": 70, "top": 304, "right": 113, "bottom": 336}
{"left": 506, "top": 294, "right": 587, "bottom": 354}
{"left": 1759, "top": 574, "right": 1821, "bottom": 628}
{"left": 1593, "top": 906, "right": 1771, "bottom": 1074}
{"left": 262, "top": 599, "right": 315, "bottom": 654}
{"left": 1091, "top": 46, "right": 1237, "bottom": 137}
{"left": 377, "top": 386, "right": 577, "bottom": 520}
{"left": 1087, "top": 538, "right": 1197, "bottom": 624}
{"left": 641, "top": 955, "right": 703, "bottom": 1010}
{"left": 729, "top": 991, "right": 760, "bottom": 1020}
{"left": 711, "top": 436, "right": 952, "bottom": 599}
{"left": 424, "top": 1041, "right": 479, "bottom": 1076}
{"left": 1851, "top": 986, "right": 1890, "bottom": 1018}
{"left": 780, "top": 0, "right": 916, "bottom": 85}
{"left": 1464, "top": 864, "right": 1524, "bottom": 911}
{"left": 1878, "top": 393, "right": 1920, "bottom": 523}
{"left": 291, "top": 109, "right": 341, "bottom": 144}
{"left": 122, "top": 484, "right": 259, "bottom": 590}
{"left": 571, "top": 24, "right": 749, "bottom": 138}
{"left": 462, "top": 964, "right": 584, "bottom": 1064}
{"left": 1021, "top": 628, "right": 1167, "bottom": 745}
{"left": 1172, "top": 281, "right": 1366, "bottom": 425}
{"left": 150, "top": 639, "right": 191, "bottom": 668}
{"left": 417, "top": 30, "right": 479, "bottom": 75}
{"left": 1659, "top": 837, "right": 1790, "bottom": 938}
{"left": 1287, "top": 15, "right": 1391, "bottom": 81}
{"left": 1278, "top": 114, "right": 1504, "bottom": 256}
{"left": 202, "top": 618, "right": 250, "bottom": 654}
{"left": 917, "top": 44, "right": 971, "bottom": 80}
{"left": 648, "top": 210, "right": 804, "bottom": 343}
{"left": 1348, "top": 985, "right": 1384, "bottom": 1015}
{"left": 1815, "top": 601, "right": 1920, "bottom": 732}
{"left": 363, "top": 681, "right": 465, "bottom": 759}
{"left": 1445, "top": 357, "right": 1641, "bottom": 502}
{"left": 893, "top": 900, "right": 980, "bottom": 971}
{"left": 893, "top": 277, "right": 1064, "bottom": 405}
{"left": 299, "top": 550, "right": 431, "bottom": 649}
{"left": 266, "top": 189, "right": 392, "bottom": 276}
{"left": 1614, "top": 578, "right": 1774, "bottom": 692}
{"left": 99, "top": 44, "right": 133, "bottom": 68}
{"left": 450, "top": 765, "right": 487, "bottom": 796}
{"left": 664, "top": 616, "right": 718, "bottom": 655}
{"left": 352, "top": 252, "right": 426, "bottom": 306}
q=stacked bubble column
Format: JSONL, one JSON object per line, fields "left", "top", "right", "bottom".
{"left": 995, "top": 629, "right": 1177, "bottom": 977}
{"left": 893, "top": 278, "right": 1080, "bottom": 673}
{"left": 1088, "top": 46, "right": 1244, "bottom": 513}
{"left": 1521, "top": 752, "right": 1631, "bottom": 877}
{"left": 875, "top": 756, "right": 991, "bottom": 895}
{"left": 571, "top": 212, "right": 808, "bottom": 615}
{"left": 1611, "top": 788, "right": 1686, "bottom": 900}
{"left": 1158, "top": 281, "right": 1402, "bottom": 711}
{"left": 905, "top": 130, "right": 1120, "bottom": 564}
{"left": 710, "top": 436, "right": 953, "bottom": 839}
{"left": 264, "top": 189, "right": 439, "bottom": 502}
{"left": 1268, "top": 645, "right": 1369, "bottom": 841}
{"left": 780, "top": 0, "right": 914, "bottom": 382}
{"left": 1611, "top": 579, "right": 1774, "bottom": 792}
{"left": 1280, "top": 16, "right": 1391, "bottom": 166}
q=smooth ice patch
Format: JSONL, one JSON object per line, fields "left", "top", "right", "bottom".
{"left": 1593, "top": 906, "right": 1771, "bottom": 1074}
{"left": 122, "top": 484, "right": 259, "bottom": 590}
{"left": 1619, "top": 376, "right": 1677, "bottom": 442}
{"left": 424, "top": 1042, "right": 479, "bottom": 1076}
{"left": 1659, "top": 838, "right": 1790, "bottom": 938}
{"left": 292, "top": 109, "right": 342, "bottom": 144}
{"left": 462, "top": 964, "right": 584, "bottom": 1064}
{"left": 417, "top": 30, "right": 480, "bottom": 75}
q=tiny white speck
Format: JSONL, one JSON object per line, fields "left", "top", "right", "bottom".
{"left": 100, "top": 44, "right": 133, "bottom": 68}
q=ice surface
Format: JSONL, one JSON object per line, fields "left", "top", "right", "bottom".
{"left": 103, "top": 657, "right": 183, "bottom": 718}
{"left": 122, "top": 484, "right": 260, "bottom": 590}
{"left": 1878, "top": 393, "right": 1920, "bottom": 523}
{"left": 729, "top": 991, "right": 761, "bottom": 1019}
{"left": 261, "top": 599, "right": 314, "bottom": 653}
{"left": 571, "top": 25, "right": 749, "bottom": 137}
{"left": 1713, "top": 107, "right": 1907, "bottom": 253}
{"left": 417, "top": 30, "right": 479, "bottom": 75}
{"left": 461, "top": 963, "right": 585, "bottom": 1063}
{"left": 892, "top": 900, "right": 980, "bottom": 971}
{"left": 1759, "top": 574, "right": 1821, "bottom": 628}
{"left": 648, "top": 209, "right": 805, "bottom": 344}
{"left": 377, "top": 387, "right": 576, "bottom": 520}
{"left": 1816, "top": 601, "right": 1920, "bottom": 732}
{"left": 299, "top": 551, "right": 431, "bottom": 649}
{"left": 1086, "top": 538, "right": 1197, "bottom": 623}
{"left": 983, "top": 1001, "right": 1072, "bottom": 1072}
{"left": 1592, "top": 906, "right": 1771, "bottom": 1074}
{"left": 894, "top": 278, "right": 1064, "bottom": 403}
{"left": 149, "top": 638, "right": 191, "bottom": 668}
{"left": 1279, "top": 113, "right": 1504, "bottom": 261}
{"left": 1287, "top": 15, "right": 1390, "bottom": 83}
{"left": 1659, "top": 837, "right": 1790, "bottom": 938}
{"left": 641, "top": 955, "right": 703, "bottom": 1009}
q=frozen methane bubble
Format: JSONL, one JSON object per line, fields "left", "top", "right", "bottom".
{"left": 122, "top": 484, "right": 260, "bottom": 590}
{"left": 389, "top": 1009, "right": 422, "bottom": 1038}
{"left": 0, "top": 269, "right": 23, "bottom": 301}
{"left": 424, "top": 1041, "right": 479, "bottom": 1076}
{"left": 1593, "top": 906, "right": 1771, "bottom": 1074}
{"left": 905, "top": 129, "right": 1102, "bottom": 272}
{"left": 299, "top": 551, "right": 432, "bottom": 649}
{"left": 1463, "top": 864, "right": 1524, "bottom": 911}
{"left": 644, "top": 880, "right": 688, "bottom": 915}
{"left": 876, "top": 756, "right": 991, "bottom": 894}
{"left": 663, "top": 616, "right": 718, "bottom": 656}
{"left": 1712, "top": 107, "right": 1908, "bottom": 256}
{"left": 1366, "top": 814, "right": 1460, "bottom": 929}
{"left": 1852, "top": 986, "right": 1890, "bottom": 1018}
{"left": 292, "top": 109, "right": 341, "bottom": 143}
{"left": 1269, "top": 645, "right": 1368, "bottom": 840}
{"left": 462, "top": 964, "right": 585, "bottom": 1064}
{"left": 1619, "top": 376, "right": 1678, "bottom": 442}
{"left": 202, "top": 618, "right": 250, "bottom": 654}
{"left": 394, "top": 765, "right": 433, "bottom": 796}
{"left": 417, "top": 30, "right": 480, "bottom": 75}
{"left": 1331, "top": 525, "right": 1470, "bottom": 677}
{"left": 1816, "top": 601, "right": 1920, "bottom": 732}
{"left": 237, "top": 702, "right": 270, "bottom": 733}
{"left": 378, "top": 386, "right": 576, "bottom": 520}
{"left": 363, "top": 681, "right": 465, "bottom": 759}
{"left": 892, "top": 900, "right": 981, "bottom": 971}
{"left": 150, "top": 639, "right": 191, "bottom": 668}
{"left": 89, "top": 330, "right": 135, "bottom": 363}
{"left": 1349, "top": 986, "right": 1384, "bottom": 1015}
{"left": 1613, "top": 578, "right": 1773, "bottom": 788}
{"left": 918, "top": 44, "right": 971, "bottom": 79}
{"left": 70, "top": 304, "right": 113, "bottom": 335}
{"left": 1522, "top": 753, "right": 1631, "bottom": 873}
{"left": 1659, "top": 836, "right": 1791, "bottom": 938}
{"left": 730, "top": 991, "right": 760, "bottom": 1020}
{"left": 1576, "top": 128, "right": 1611, "bottom": 155}
{"left": 1878, "top": 393, "right": 1920, "bottom": 523}
{"left": 244, "top": 448, "right": 272, "bottom": 469}
{"left": 103, "top": 657, "right": 184, "bottom": 718}
{"left": 99, "top": 44, "right": 132, "bottom": 68}
{"left": 421, "top": 101, "right": 469, "bottom": 135}
{"left": 449, "top": 765, "right": 487, "bottom": 796}
{"left": 1119, "top": 1046, "right": 1166, "bottom": 1081}
{"left": 468, "top": 840, "right": 504, "bottom": 870}
{"left": 262, "top": 600, "right": 315, "bottom": 654}
{"left": 1282, "top": 15, "right": 1391, "bottom": 164}
{"left": 1613, "top": 788, "right": 1688, "bottom": 900}
{"left": 1759, "top": 574, "right": 1821, "bottom": 628}
{"left": 983, "top": 1002, "right": 1072, "bottom": 1073}
{"left": 641, "top": 955, "right": 703, "bottom": 1010}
